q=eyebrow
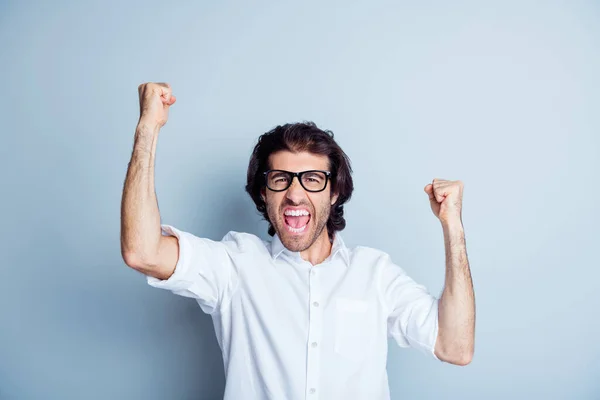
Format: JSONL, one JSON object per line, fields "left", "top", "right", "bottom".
{"left": 270, "top": 169, "right": 327, "bottom": 173}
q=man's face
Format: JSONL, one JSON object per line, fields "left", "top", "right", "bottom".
{"left": 261, "top": 150, "right": 339, "bottom": 252}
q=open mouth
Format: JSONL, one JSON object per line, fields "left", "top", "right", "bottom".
{"left": 283, "top": 209, "right": 311, "bottom": 234}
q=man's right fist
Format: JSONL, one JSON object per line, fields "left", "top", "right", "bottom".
{"left": 137, "top": 82, "right": 177, "bottom": 129}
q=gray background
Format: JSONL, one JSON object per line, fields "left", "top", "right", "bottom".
{"left": 1, "top": 0, "right": 598, "bottom": 399}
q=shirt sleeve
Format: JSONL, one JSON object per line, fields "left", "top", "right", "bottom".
{"left": 379, "top": 253, "right": 440, "bottom": 360}
{"left": 146, "top": 224, "right": 240, "bottom": 315}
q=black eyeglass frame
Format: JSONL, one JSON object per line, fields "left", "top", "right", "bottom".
{"left": 263, "top": 169, "right": 332, "bottom": 192}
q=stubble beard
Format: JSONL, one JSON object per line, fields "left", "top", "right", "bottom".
{"left": 267, "top": 201, "right": 330, "bottom": 252}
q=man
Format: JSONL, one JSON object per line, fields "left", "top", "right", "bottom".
{"left": 121, "top": 82, "right": 475, "bottom": 400}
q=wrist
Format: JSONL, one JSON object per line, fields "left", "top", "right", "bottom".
{"left": 136, "top": 119, "right": 161, "bottom": 135}
{"left": 133, "top": 121, "right": 160, "bottom": 157}
{"left": 441, "top": 217, "right": 463, "bottom": 231}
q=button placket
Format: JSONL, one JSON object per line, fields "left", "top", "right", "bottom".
{"left": 306, "top": 268, "right": 321, "bottom": 399}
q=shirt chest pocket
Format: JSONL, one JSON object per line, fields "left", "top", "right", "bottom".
{"left": 334, "top": 298, "right": 370, "bottom": 360}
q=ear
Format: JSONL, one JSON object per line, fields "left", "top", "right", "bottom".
{"left": 260, "top": 187, "right": 266, "bottom": 202}
{"left": 330, "top": 191, "right": 339, "bottom": 206}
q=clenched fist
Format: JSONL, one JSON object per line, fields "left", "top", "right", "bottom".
{"left": 424, "top": 178, "right": 464, "bottom": 224}
{"left": 137, "top": 82, "right": 177, "bottom": 129}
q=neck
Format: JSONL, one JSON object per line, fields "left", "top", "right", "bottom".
{"left": 300, "top": 228, "right": 333, "bottom": 266}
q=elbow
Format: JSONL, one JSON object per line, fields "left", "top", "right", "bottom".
{"left": 451, "top": 350, "right": 473, "bottom": 366}
{"left": 122, "top": 251, "right": 142, "bottom": 269}
{"left": 122, "top": 250, "right": 153, "bottom": 271}
{"left": 436, "top": 344, "right": 474, "bottom": 366}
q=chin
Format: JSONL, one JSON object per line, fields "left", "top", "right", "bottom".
{"left": 281, "top": 239, "right": 307, "bottom": 252}
{"left": 278, "top": 227, "right": 313, "bottom": 252}
{"left": 276, "top": 216, "right": 327, "bottom": 253}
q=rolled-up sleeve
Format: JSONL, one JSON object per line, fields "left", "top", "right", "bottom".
{"left": 379, "top": 253, "right": 440, "bottom": 360}
{"left": 146, "top": 225, "right": 240, "bottom": 315}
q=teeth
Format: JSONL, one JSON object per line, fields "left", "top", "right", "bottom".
{"left": 287, "top": 223, "right": 307, "bottom": 233}
{"left": 284, "top": 209, "right": 310, "bottom": 217}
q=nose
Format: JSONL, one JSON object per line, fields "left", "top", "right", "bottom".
{"left": 285, "top": 176, "right": 307, "bottom": 204}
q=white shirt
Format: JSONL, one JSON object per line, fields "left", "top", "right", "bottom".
{"left": 147, "top": 225, "right": 440, "bottom": 400}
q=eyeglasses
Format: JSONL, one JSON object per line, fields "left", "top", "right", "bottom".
{"left": 264, "top": 169, "right": 331, "bottom": 192}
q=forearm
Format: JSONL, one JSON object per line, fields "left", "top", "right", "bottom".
{"left": 120, "top": 122, "right": 162, "bottom": 267}
{"left": 437, "top": 219, "right": 475, "bottom": 364}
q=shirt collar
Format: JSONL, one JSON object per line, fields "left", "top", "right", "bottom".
{"left": 270, "top": 231, "right": 350, "bottom": 266}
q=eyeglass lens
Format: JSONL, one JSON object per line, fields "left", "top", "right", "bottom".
{"left": 267, "top": 171, "right": 327, "bottom": 191}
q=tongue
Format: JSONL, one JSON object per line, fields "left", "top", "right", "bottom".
{"left": 285, "top": 215, "right": 310, "bottom": 228}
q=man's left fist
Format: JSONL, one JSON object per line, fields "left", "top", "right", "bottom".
{"left": 424, "top": 178, "right": 464, "bottom": 224}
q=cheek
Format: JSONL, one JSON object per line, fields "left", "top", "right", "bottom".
{"left": 265, "top": 195, "right": 282, "bottom": 217}
{"left": 312, "top": 196, "right": 331, "bottom": 218}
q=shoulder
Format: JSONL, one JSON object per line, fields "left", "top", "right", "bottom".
{"left": 220, "top": 231, "right": 270, "bottom": 254}
{"left": 163, "top": 226, "right": 267, "bottom": 254}
{"left": 349, "top": 244, "right": 392, "bottom": 264}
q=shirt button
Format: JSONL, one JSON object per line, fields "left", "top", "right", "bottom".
{"left": 310, "top": 270, "right": 316, "bottom": 276}
{"left": 312, "top": 301, "right": 319, "bottom": 307}
{"left": 311, "top": 342, "right": 318, "bottom": 348}
{"left": 309, "top": 388, "right": 316, "bottom": 394}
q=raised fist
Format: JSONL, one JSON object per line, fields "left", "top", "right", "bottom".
{"left": 137, "top": 82, "right": 177, "bottom": 129}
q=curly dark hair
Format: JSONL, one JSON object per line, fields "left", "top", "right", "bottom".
{"left": 245, "top": 121, "right": 354, "bottom": 242}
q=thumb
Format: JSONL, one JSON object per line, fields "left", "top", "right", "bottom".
{"left": 162, "top": 94, "right": 176, "bottom": 105}
{"left": 424, "top": 184, "right": 435, "bottom": 201}
{"left": 156, "top": 83, "right": 172, "bottom": 103}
